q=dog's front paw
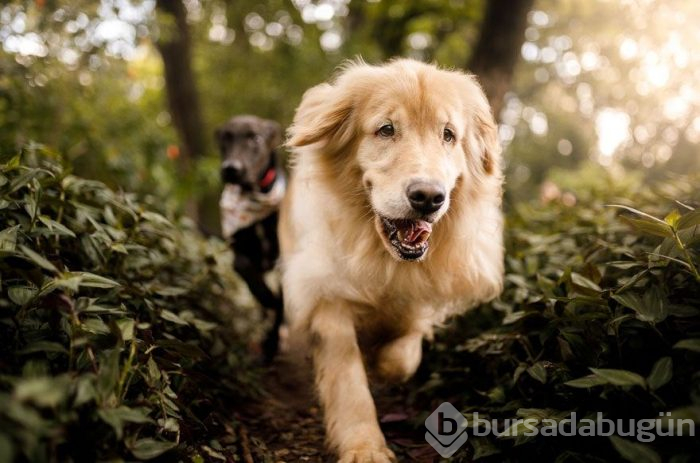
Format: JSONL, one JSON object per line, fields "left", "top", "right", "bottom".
{"left": 338, "top": 445, "right": 396, "bottom": 463}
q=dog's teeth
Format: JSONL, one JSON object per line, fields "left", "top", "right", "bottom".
{"left": 397, "top": 229, "right": 406, "bottom": 242}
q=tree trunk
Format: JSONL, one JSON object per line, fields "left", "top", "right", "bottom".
{"left": 155, "top": 0, "right": 206, "bottom": 220}
{"left": 468, "top": 0, "right": 535, "bottom": 119}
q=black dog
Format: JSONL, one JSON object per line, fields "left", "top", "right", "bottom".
{"left": 216, "top": 115, "right": 285, "bottom": 361}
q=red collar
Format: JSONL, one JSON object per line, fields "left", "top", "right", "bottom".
{"left": 259, "top": 167, "right": 277, "bottom": 189}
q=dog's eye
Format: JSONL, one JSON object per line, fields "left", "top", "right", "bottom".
{"left": 443, "top": 128, "right": 455, "bottom": 143}
{"left": 376, "top": 123, "right": 395, "bottom": 138}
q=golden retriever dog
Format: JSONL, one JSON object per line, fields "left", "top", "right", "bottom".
{"left": 279, "top": 58, "right": 504, "bottom": 462}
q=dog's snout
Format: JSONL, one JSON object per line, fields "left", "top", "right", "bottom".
{"left": 221, "top": 160, "right": 245, "bottom": 184}
{"left": 406, "top": 181, "right": 445, "bottom": 214}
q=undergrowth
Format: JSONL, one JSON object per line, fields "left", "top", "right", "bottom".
{"left": 0, "top": 146, "right": 261, "bottom": 462}
{"left": 1, "top": 146, "right": 698, "bottom": 463}
{"left": 407, "top": 171, "right": 700, "bottom": 462}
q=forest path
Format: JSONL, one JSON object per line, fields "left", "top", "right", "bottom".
{"left": 238, "top": 354, "right": 440, "bottom": 462}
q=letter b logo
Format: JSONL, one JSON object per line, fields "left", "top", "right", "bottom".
{"left": 425, "top": 402, "right": 468, "bottom": 457}
{"left": 438, "top": 412, "right": 458, "bottom": 435}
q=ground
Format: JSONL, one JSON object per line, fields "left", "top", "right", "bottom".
{"left": 239, "top": 354, "right": 441, "bottom": 463}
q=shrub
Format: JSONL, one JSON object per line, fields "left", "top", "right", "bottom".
{"left": 410, "top": 172, "right": 700, "bottom": 462}
{"left": 0, "top": 146, "right": 260, "bottom": 462}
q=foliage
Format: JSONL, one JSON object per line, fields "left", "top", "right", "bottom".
{"left": 0, "top": 147, "right": 261, "bottom": 462}
{"left": 3, "top": 0, "right": 699, "bottom": 227}
{"left": 503, "top": 0, "right": 700, "bottom": 198}
{"left": 2, "top": 1, "right": 700, "bottom": 460}
{"left": 407, "top": 172, "right": 700, "bottom": 462}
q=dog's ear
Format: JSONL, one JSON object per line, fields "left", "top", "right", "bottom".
{"left": 462, "top": 76, "right": 501, "bottom": 176}
{"left": 263, "top": 120, "right": 282, "bottom": 147}
{"left": 287, "top": 82, "right": 355, "bottom": 150}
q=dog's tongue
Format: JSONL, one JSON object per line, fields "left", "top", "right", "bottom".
{"left": 396, "top": 220, "right": 432, "bottom": 246}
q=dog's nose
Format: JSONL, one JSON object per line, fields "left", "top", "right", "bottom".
{"left": 406, "top": 181, "right": 446, "bottom": 214}
{"left": 221, "top": 161, "right": 244, "bottom": 183}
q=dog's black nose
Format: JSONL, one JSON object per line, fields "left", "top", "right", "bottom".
{"left": 406, "top": 181, "right": 446, "bottom": 214}
{"left": 221, "top": 161, "right": 244, "bottom": 184}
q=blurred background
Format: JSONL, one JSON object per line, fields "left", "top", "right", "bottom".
{"left": 1, "top": 0, "right": 699, "bottom": 230}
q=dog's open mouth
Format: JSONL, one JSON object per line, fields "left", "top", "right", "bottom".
{"left": 380, "top": 216, "right": 433, "bottom": 261}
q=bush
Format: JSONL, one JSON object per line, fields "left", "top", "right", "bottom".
{"left": 2, "top": 145, "right": 699, "bottom": 463}
{"left": 409, "top": 172, "right": 700, "bottom": 462}
{"left": 0, "top": 146, "right": 261, "bottom": 462}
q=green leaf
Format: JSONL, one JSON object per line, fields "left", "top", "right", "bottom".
{"left": 8, "top": 285, "right": 38, "bottom": 306}
{"left": 128, "top": 438, "right": 177, "bottom": 460}
{"left": 502, "top": 311, "right": 531, "bottom": 325}
{"left": 146, "top": 356, "right": 161, "bottom": 385}
{"left": 607, "top": 261, "right": 643, "bottom": 270}
{"left": 673, "top": 339, "right": 700, "bottom": 353}
{"left": 18, "top": 341, "right": 68, "bottom": 355}
{"left": 608, "top": 204, "right": 668, "bottom": 224}
{"left": 616, "top": 269, "right": 650, "bottom": 293}
{"left": 612, "top": 292, "right": 643, "bottom": 311}
{"left": 140, "top": 211, "right": 172, "bottom": 227}
{"left": 0, "top": 225, "right": 20, "bottom": 251}
{"left": 74, "top": 375, "right": 96, "bottom": 407}
{"left": 18, "top": 244, "right": 59, "bottom": 273}
{"left": 96, "top": 349, "right": 121, "bottom": 403}
{"left": 98, "top": 406, "right": 153, "bottom": 440}
{"left": 83, "top": 317, "right": 110, "bottom": 335}
{"left": 677, "top": 210, "right": 700, "bottom": 230}
{"left": 65, "top": 272, "right": 120, "bottom": 288}
{"left": 639, "top": 286, "right": 667, "bottom": 323}
{"left": 647, "top": 357, "right": 673, "bottom": 391}
{"left": 612, "top": 287, "right": 667, "bottom": 324}
{"left": 192, "top": 318, "right": 217, "bottom": 332}
{"left": 116, "top": 319, "right": 135, "bottom": 341}
{"left": 24, "top": 179, "right": 43, "bottom": 204}
{"left": 526, "top": 362, "right": 547, "bottom": 384}
{"left": 570, "top": 272, "right": 602, "bottom": 292}
{"left": 679, "top": 223, "right": 700, "bottom": 247}
{"left": 37, "top": 216, "right": 77, "bottom": 237}
{"left": 160, "top": 309, "right": 189, "bottom": 325}
{"left": 668, "top": 304, "right": 700, "bottom": 318}
{"left": 609, "top": 436, "right": 661, "bottom": 463}
{"left": 664, "top": 209, "right": 681, "bottom": 228}
{"left": 155, "top": 286, "right": 189, "bottom": 297}
{"left": 564, "top": 374, "right": 609, "bottom": 388}
{"left": 619, "top": 216, "right": 673, "bottom": 238}
{"left": 2, "top": 154, "right": 21, "bottom": 170}
{"left": 14, "top": 376, "right": 70, "bottom": 408}
{"left": 110, "top": 243, "right": 128, "bottom": 254}
{"left": 590, "top": 368, "right": 646, "bottom": 388}
{"left": 53, "top": 274, "right": 84, "bottom": 292}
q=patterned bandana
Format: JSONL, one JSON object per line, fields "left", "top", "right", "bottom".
{"left": 219, "top": 170, "right": 286, "bottom": 239}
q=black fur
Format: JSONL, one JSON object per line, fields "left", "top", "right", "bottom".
{"left": 216, "top": 115, "right": 284, "bottom": 361}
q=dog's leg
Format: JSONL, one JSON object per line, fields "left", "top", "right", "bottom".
{"left": 262, "top": 288, "right": 284, "bottom": 361}
{"left": 234, "top": 252, "right": 283, "bottom": 361}
{"left": 375, "top": 331, "right": 424, "bottom": 383}
{"left": 309, "top": 301, "right": 396, "bottom": 463}
{"left": 242, "top": 270, "right": 282, "bottom": 361}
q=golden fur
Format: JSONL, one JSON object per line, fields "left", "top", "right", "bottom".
{"left": 279, "top": 59, "right": 504, "bottom": 462}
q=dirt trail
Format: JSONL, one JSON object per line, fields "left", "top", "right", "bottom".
{"left": 239, "top": 354, "right": 440, "bottom": 462}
